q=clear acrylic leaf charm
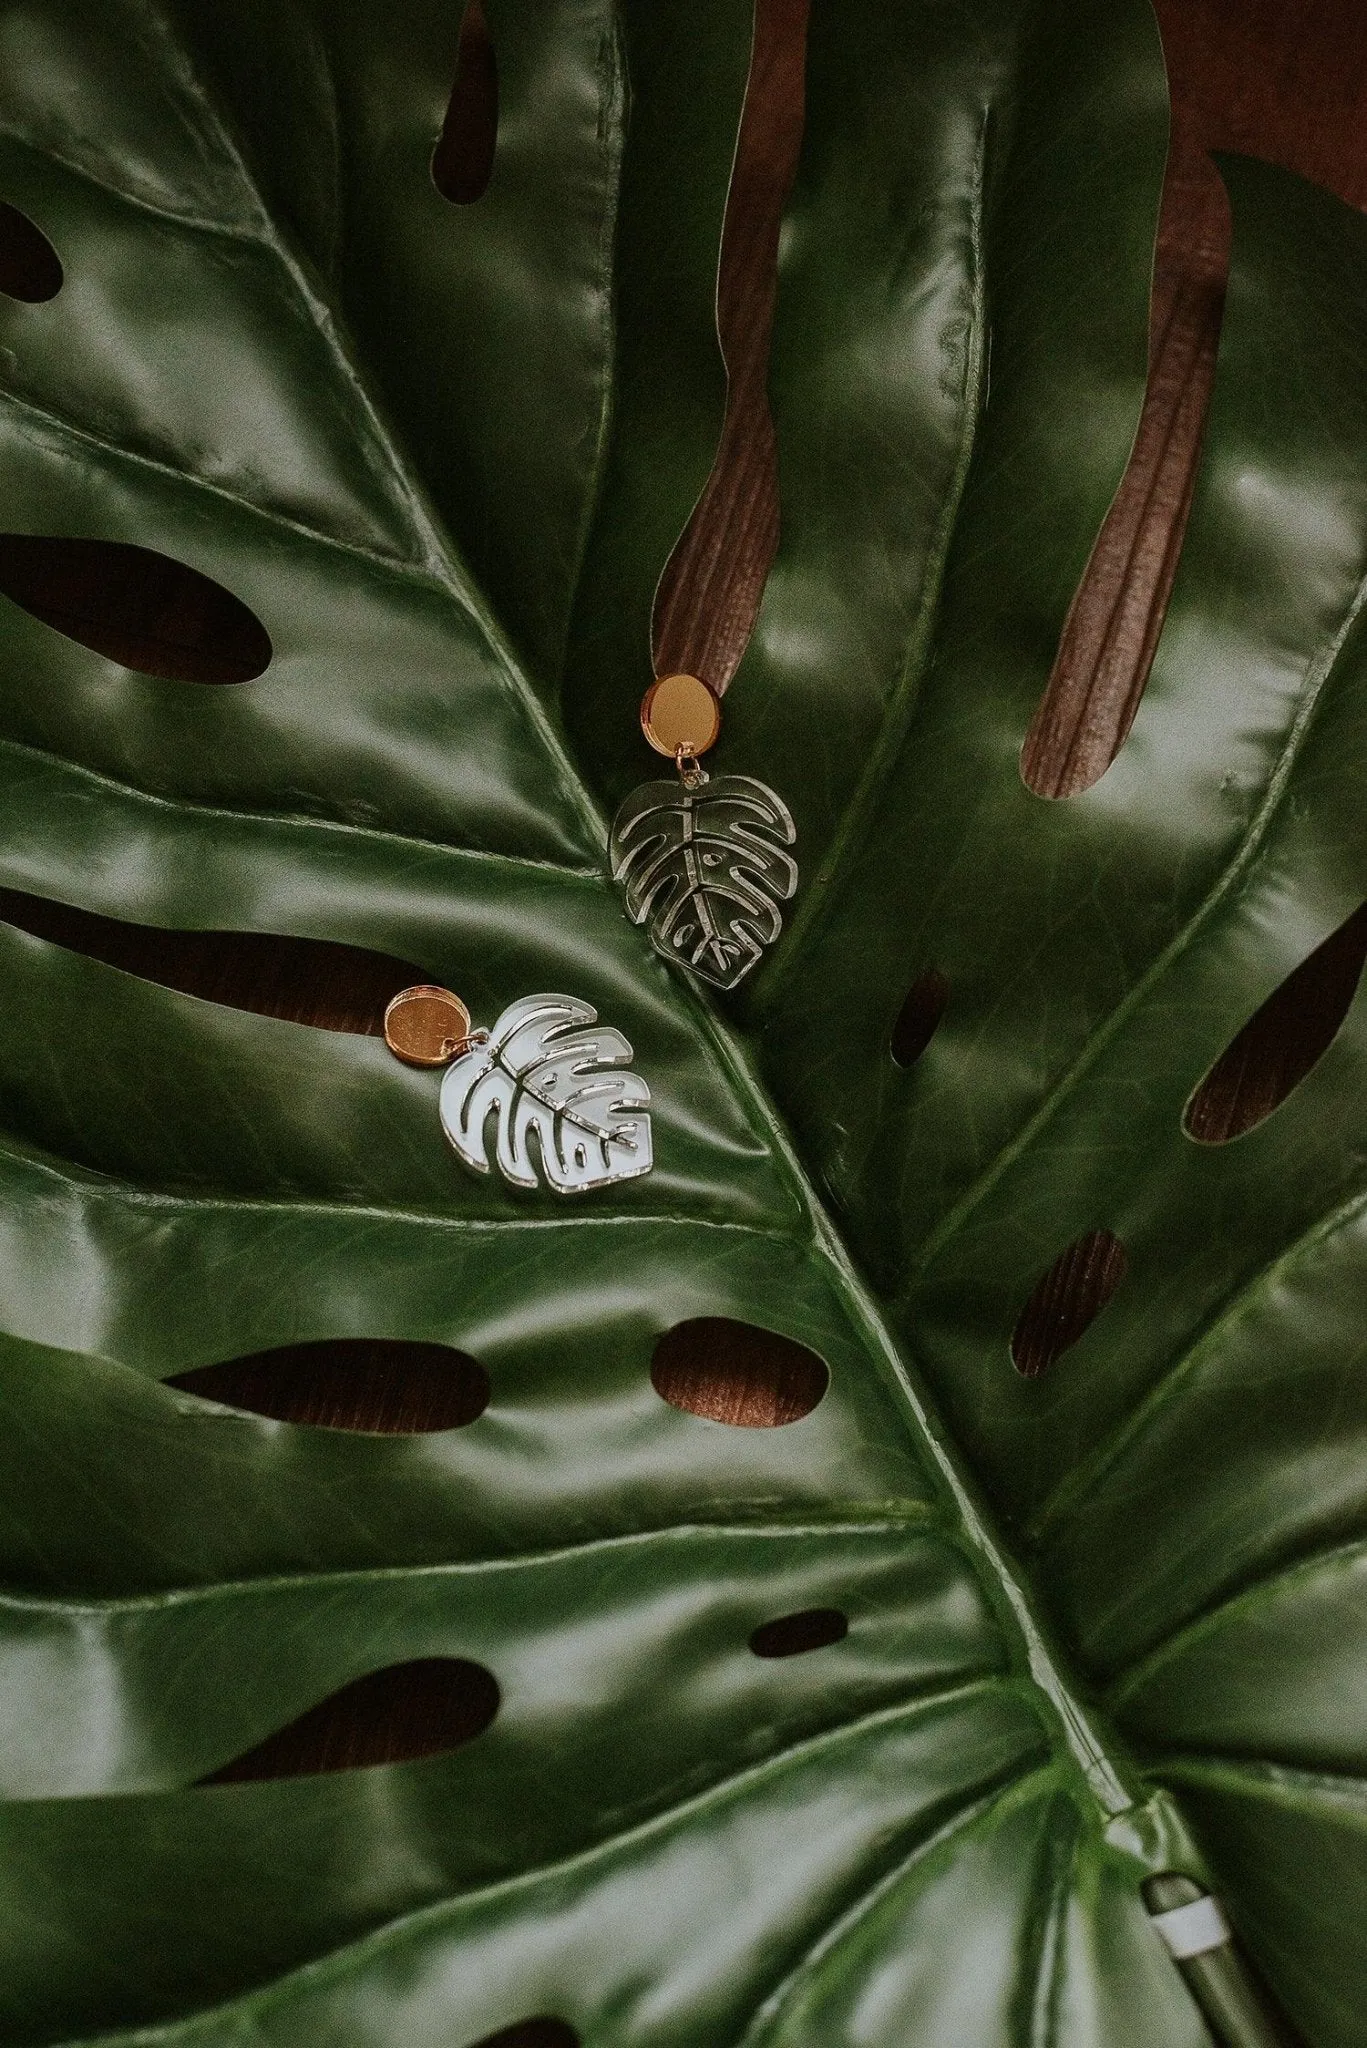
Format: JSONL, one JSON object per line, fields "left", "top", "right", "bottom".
{"left": 610, "top": 773, "right": 798, "bottom": 990}
{"left": 439, "top": 994, "right": 653, "bottom": 1194}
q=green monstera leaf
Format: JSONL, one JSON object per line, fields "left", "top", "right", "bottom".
{"left": 0, "top": 0, "right": 1363, "bottom": 2044}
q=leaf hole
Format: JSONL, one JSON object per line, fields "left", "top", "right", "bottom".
{"left": 432, "top": 0, "right": 499, "bottom": 205}
{"left": 650, "top": 0, "right": 812, "bottom": 690}
{"left": 1010, "top": 1229, "right": 1127, "bottom": 1379}
{"left": 650, "top": 1317, "right": 828, "bottom": 1426}
{"left": 166, "top": 1338, "right": 490, "bottom": 1434}
{"left": 0, "top": 200, "right": 62, "bottom": 302}
{"left": 201, "top": 1658, "right": 500, "bottom": 1782}
{"left": 0, "top": 535, "right": 271, "bottom": 683}
{"left": 464, "top": 2024, "right": 580, "bottom": 2048}
{"left": 749, "top": 1606, "right": 848, "bottom": 1658}
{"left": 890, "top": 967, "right": 949, "bottom": 1068}
{"left": 1183, "top": 900, "right": 1367, "bottom": 1143}
{"left": 0, "top": 888, "right": 427, "bottom": 1036}
{"left": 1019, "top": 195, "right": 1226, "bottom": 798}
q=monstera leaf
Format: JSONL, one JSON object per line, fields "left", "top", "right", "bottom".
{"left": 1, "top": 1, "right": 1364, "bottom": 2046}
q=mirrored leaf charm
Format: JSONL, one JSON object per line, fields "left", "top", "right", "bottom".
{"left": 439, "top": 993, "right": 653, "bottom": 1195}
{"left": 610, "top": 773, "right": 798, "bottom": 990}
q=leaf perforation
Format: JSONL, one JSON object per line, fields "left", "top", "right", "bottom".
{"left": 1028, "top": 1187, "right": 1367, "bottom": 1547}
{"left": 67, "top": 1682, "right": 1028, "bottom": 2048}
{"left": 909, "top": 555, "right": 1367, "bottom": 1292}
{"left": 0, "top": 55, "right": 607, "bottom": 857}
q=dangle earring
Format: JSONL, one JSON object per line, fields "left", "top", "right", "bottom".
{"left": 383, "top": 983, "right": 652, "bottom": 1196}
{"left": 609, "top": 671, "right": 797, "bottom": 990}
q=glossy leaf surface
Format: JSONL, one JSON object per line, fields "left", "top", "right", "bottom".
{"left": 0, "top": 1, "right": 1359, "bottom": 2045}
{"left": 741, "top": 123, "right": 1367, "bottom": 2048}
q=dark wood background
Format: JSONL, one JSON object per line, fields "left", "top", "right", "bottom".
{"left": 4, "top": 0, "right": 1365, "bottom": 1777}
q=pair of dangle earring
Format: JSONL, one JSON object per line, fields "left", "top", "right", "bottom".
{"left": 376, "top": 675, "right": 793, "bottom": 1193}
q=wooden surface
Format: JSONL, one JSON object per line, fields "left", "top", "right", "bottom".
{"left": 0, "top": 886, "right": 419, "bottom": 1036}
{"left": 1010, "top": 1230, "right": 1130, "bottom": 1381}
{"left": 432, "top": 0, "right": 498, "bottom": 206}
{"left": 1184, "top": 901, "right": 1367, "bottom": 1144}
{"left": 650, "top": 1317, "right": 830, "bottom": 1428}
{"left": 7, "top": 0, "right": 1367, "bottom": 1774}
{"left": 168, "top": 1338, "right": 491, "bottom": 1433}
{"left": 651, "top": 0, "right": 810, "bottom": 691}
{"left": 1027, "top": 0, "right": 1367, "bottom": 796}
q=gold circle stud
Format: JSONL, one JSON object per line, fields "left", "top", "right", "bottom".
{"left": 383, "top": 985, "right": 473, "bottom": 1067}
{"left": 640, "top": 672, "right": 721, "bottom": 760}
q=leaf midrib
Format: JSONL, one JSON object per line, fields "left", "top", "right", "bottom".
{"left": 678, "top": 989, "right": 1138, "bottom": 1817}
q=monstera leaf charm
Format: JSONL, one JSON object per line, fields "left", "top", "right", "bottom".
{"left": 439, "top": 994, "right": 652, "bottom": 1195}
{"left": 610, "top": 773, "right": 798, "bottom": 989}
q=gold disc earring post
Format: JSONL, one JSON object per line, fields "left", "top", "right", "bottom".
{"left": 640, "top": 672, "right": 721, "bottom": 760}
{"left": 383, "top": 985, "right": 473, "bottom": 1066}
